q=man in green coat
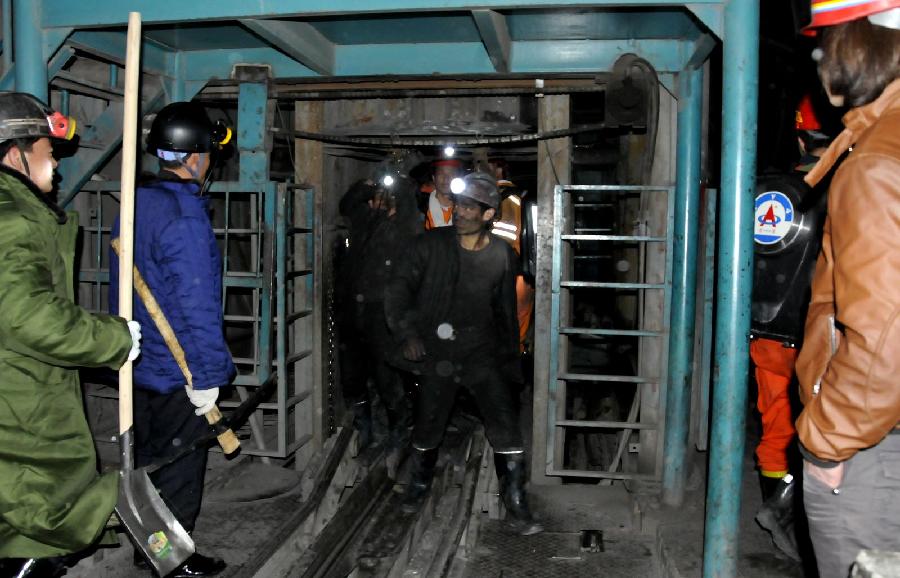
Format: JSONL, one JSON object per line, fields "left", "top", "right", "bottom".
{"left": 0, "top": 93, "right": 140, "bottom": 576}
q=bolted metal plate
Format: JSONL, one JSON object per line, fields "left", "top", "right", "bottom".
{"left": 463, "top": 520, "right": 655, "bottom": 578}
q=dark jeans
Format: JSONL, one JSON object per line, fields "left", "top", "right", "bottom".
{"left": 339, "top": 301, "right": 409, "bottom": 431}
{"left": 413, "top": 363, "right": 523, "bottom": 453}
{"left": 134, "top": 387, "right": 209, "bottom": 532}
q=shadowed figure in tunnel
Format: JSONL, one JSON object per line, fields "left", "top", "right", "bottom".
{"left": 385, "top": 172, "right": 542, "bottom": 535}
{"left": 336, "top": 173, "right": 418, "bottom": 463}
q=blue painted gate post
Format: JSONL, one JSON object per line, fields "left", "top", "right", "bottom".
{"left": 12, "top": 0, "right": 47, "bottom": 101}
{"left": 703, "top": 1, "right": 759, "bottom": 576}
{"left": 662, "top": 64, "right": 703, "bottom": 508}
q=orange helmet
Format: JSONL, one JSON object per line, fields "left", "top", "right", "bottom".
{"left": 804, "top": 0, "right": 900, "bottom": 33}
{"left": 795, "top": 95, "right": 821, "bottom": 131}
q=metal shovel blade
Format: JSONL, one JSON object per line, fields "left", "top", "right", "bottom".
{"left": 116, "top": 466, "right": 195, "bottom": 576}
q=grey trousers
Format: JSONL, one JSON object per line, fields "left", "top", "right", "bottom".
{"left": 803, "top": 433, "right": 900, "bottom": 578}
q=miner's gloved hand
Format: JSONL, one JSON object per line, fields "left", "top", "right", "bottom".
{"left": 402, "top": 337, "right": 426, "bottom": 362}
{"left": 126, "top": 320, "right": 142, "bottom": 362}
{"left": 185, "top": 386, "right": 219, "bottom": 416}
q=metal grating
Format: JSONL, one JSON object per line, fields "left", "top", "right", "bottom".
{"left": 546, "top": 184, "right": 674, "bottom": 480}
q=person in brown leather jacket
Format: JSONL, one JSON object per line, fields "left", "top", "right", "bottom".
{"left": 795, "top": 2, "right": 900, "bottom": 576}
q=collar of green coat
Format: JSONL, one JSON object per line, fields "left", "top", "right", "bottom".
{"left": 0, "top": 163, "right": 67, "bottom": 224}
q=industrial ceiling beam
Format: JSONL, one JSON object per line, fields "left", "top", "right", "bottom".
{"left": 240, "top": 19, "right": 335, "bottom": 76}
{"left": 41, "top": 0, "right": 726, "bottom": 31}
{"left": 686, "top": 4, "right": 724, "bottom": 39}
{"left": 472, "top": 9, "right": 511, "bottom": 74}
{"left": 66, "top": 30, "right": 170, "bottom": 76}
{"left": 0, "top": 45, "right": 74, "bottom": 91}
{"left": 685, "top": 33, "right": 715, "bottom": 70}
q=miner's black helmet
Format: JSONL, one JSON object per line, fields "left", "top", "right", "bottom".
{"left": 146, "top": 101, "right": 231, "bottom": 156}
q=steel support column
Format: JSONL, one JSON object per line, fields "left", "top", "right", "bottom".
{"left": 13, "top": 0, "right": 46, "bottom": 100}
{"left": 238, "top": 81, "right": 270, "bottom": 187}
{"left": 2, "top": 0, "right": 12, "bottom": 70}
{"left": 662, "top": 64, "right": 703, "bottom": 507}
{"left": 703, "top": 1, "right": 759, "bottom": 576}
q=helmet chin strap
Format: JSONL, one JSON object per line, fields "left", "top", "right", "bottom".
{"left": 18, "top": 147, "right": 31, "bottom": 181}
{"left": 175, "top": 152, "right": 213, "bottom": 194}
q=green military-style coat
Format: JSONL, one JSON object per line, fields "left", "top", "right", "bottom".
{"left": 0, "top": 164, "right": 133, "bottom": 557}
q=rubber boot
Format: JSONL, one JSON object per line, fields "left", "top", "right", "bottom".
{"left": 755, "top": 473, "right": 800, "bottom": 561}
{"left": 494, "top": 453, "right": 543, "bottom": 536}
{"left": 401, "top": 447, "right": 438, "bottom": 513}
{"left": 3, "top": 558, "right": 66, "bottom": 578}
{"left": 385, "top": 407, "right": 411, "bottom": 480}
{"left": 351, "top": 400, "right": 373, "bottom": 452}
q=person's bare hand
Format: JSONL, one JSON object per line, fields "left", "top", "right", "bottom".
{"left": 402, "top": 337, "right": 426, "bottom": 361}
{"left": 804, "top": 459, "right": 845, "bottom": 489}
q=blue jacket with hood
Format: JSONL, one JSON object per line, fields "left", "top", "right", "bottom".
{"left": 110, "top": 173, "right": 235, "bottom": 393}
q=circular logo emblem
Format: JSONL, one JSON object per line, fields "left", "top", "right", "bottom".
{"left": 754, "top": 190, "right": 794, "bottom": 246}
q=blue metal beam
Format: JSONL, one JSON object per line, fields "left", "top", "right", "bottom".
{"left": 41, "top": 1, "right": 727, "bottom": 29}
{"left": 237, "top": 81, "right": 270, "bottom": 187}
{"left": 1, "top": 0, "right": 10, "bottom": 69}
{"left": 686, "top": 4, "right": 725, "bottom": 39}
{"left": 66, "top": 30, "right": 171, "bottom": 76}
{"left": 240, "top": 19, "right": 335, "bottom": 76}
{"left": 58, "top": 88, "right": 166, "bottom": 203}
{"left": 43, "top": 26, "right": 72, "bottom": 60}
{"left": 662, "top": 65, "right": 703, "bottom": 508}
{"left": 180, "top": 48, "right": 317, "bottom": 81}
{"left": 13, "top": 0, "right": 46, "bottom": 100}
{"left": 686, "top": 33, "right": 716, "bottom": 70}
{"left": 472, "top": 10, "right": 511, "bottom": 74}
{"left": 703, "top": 0, "right": 759, "bottom": 576}
{"left": 512, "top": 39, "right": 685, "bottom": 74}
{"left": 0, "top": 45, "right": 73, "bottom": 91}
{"left": 166, "top": 38, "right": 691, "bottom": 79}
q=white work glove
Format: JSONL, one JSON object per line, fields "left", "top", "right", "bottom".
{"left": 185, "top": 386, "right": 219, "bottom": 416}
{"left": 126, "top": 320, "right": 142, "bottom": 362}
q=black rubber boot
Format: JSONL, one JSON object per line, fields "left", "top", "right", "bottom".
{"left": 758, "top": 473, "right": 782, "bottom": 502}
{"left": 755, "top": 473, "right": 800, "bottom": 561}
{"left": 401, "top": 447, "right": 438, "bottom": 513}
{"left": 494, "top": 453, "right": 543, "bottom": 536}
{"left": 351, "top": 400, "right": 373, "bottom": 451}
{"left": 1, "top": 557, "right": 66, "bottom": 578}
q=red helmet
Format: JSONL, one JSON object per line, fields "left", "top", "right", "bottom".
{"left": 795, "top": 95, "right": 821, "bottom": 131}
{"left": 804, "top": 0, "right": 900, "bottom": 33}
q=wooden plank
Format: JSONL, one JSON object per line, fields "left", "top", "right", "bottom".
{"left": 532, "top": 94, "right": 570, "bottom": 485}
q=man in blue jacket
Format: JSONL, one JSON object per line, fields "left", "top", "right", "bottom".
{"left": 110, "top": 101, "right": 235, "bottom": 578}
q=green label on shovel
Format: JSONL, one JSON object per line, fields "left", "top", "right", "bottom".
{"left": 147, "top": 531, "right": 173, "bottom": 559}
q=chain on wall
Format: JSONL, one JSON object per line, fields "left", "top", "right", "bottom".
{"left": 326, "top": 269, "right": 338, "bottom": 434}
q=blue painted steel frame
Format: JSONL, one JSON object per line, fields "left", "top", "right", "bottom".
{"left": 662, "top": 65, "right": 703, "bottom": 507}
{"left": 703, "top": 1, "right": 759, "bottom": 576}
{"left": 13, "top": 0, "right": 47, "bottom": 100}
{"left": 547, "top": 184, "right": 675, "bottom": 481}
{"left": 1, "top": 0, "right": 762, "bottom": 571}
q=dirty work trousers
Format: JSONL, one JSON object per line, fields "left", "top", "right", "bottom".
{"left": 134, "top": 387, "right": 209, "bottom": 532}
{"left": 804, "top": 434, "right": 900, "bottom": 578}
{"left": 338, "top": 301, "right": 410, "bottom": 436}
{"left": 413, "top": 363, "right": 523, "bottom": 453}
{"left": 750, "top": 338, "right": 798, "bottom": 478}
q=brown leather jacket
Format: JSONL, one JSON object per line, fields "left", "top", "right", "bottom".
{"left": 795, "top": 79, "right": 900, "bottom": 463}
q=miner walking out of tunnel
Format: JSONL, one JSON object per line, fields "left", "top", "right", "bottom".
{"left": 385, "top": 171, "right": 542, "bottom": 536}
{"left": 336, "top": 169, "right": 418, "bottom": 462}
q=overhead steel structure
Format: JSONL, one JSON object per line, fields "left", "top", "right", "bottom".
{"left": 0, "top": 2, "right": 757, "bottom": 576}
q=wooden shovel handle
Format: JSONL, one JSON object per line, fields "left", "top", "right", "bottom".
{"left": 112, "top": 239, "right": 240, "bottom": 455}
